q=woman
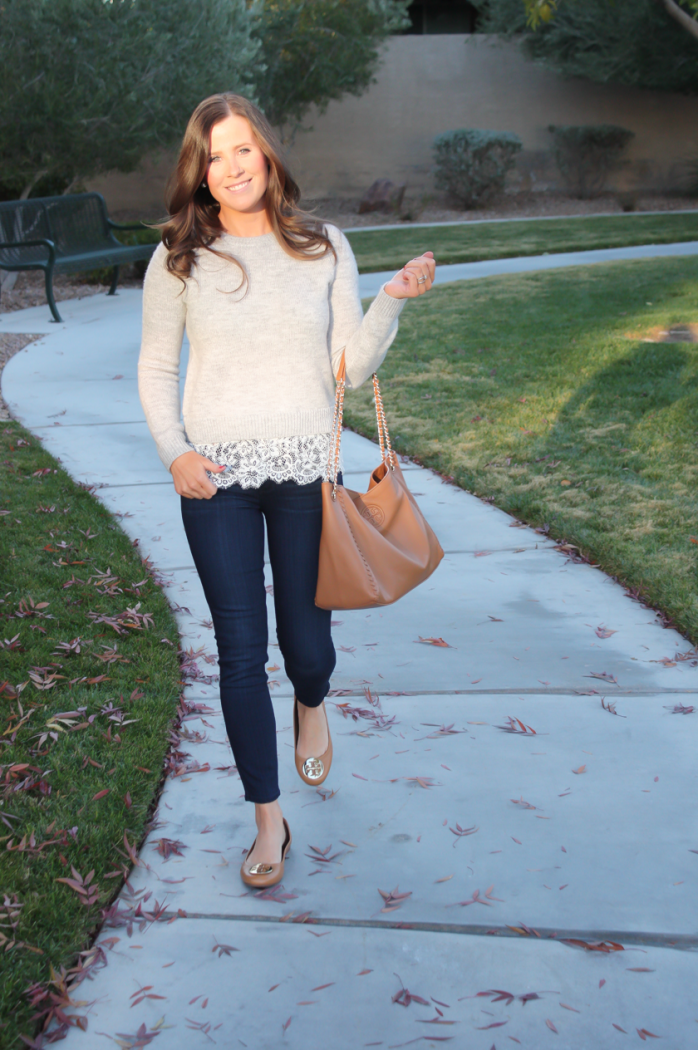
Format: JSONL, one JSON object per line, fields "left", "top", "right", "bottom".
{"left": 138, "top": 93, "right": 435, "bottom": 888}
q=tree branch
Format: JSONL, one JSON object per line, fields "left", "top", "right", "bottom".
{"left": 656, "top": 0, "right": 698, "bottom": 41}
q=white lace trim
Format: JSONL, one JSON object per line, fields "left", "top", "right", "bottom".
{"left": 196, "top": 433, "right": 342, "bottom": 489}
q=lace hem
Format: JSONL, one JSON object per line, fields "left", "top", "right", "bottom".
{"left": 196, "top": 433, "right": 340, "bottom": 489}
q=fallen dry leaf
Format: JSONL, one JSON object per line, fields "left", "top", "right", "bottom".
{"left": 447, "top": 886, "right": 503, "bottom": 909}
{"left": 511, "top": 796, "right": 537, "bottom": 810}
{"left": 506, "top": 923, "right": 540, "bottom": 937}
{"left": 449, "top": 823, "right": 478, "bottom": 844}
{"left": 129, "top": 984, "right": 167, "bottom": 1008}
{"left": 392, "top": 973, "right": 430, "bottom": 1008}
{"left": 496, "top": 716, "right": 536, "bottom": 735}
{"left": 405, "top": 776, "right": 438, "bottom": 789}
{"left": 379, "top": 886, "right": 412, "bottom": 912}
{"left": 595, "top": 625, "right": 617, "bottom": 639}
{"left": 153, "top": 838, "right": 187, "bottom": 861}
{"left": 586, "top": 671, "right": 619, "bottom": 685}
{"left": 572, "top": 765, "right": 586, "bottom": 775}
{"left": 562, "top": 939, "right": 624, "bottom": 953}
{"left": 211, "top": 941, "right": 239, "bottom": 957}
{"left": 545, "top": 1019, "right": 558, "bottom": 1033}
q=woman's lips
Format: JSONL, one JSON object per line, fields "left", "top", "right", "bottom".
{"left": 226, "top": 179, "right": 251, "bottom": 193}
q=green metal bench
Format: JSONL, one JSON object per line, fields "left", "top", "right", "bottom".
{"left": 0, "top": 192, "right": 157, "bottom": 323}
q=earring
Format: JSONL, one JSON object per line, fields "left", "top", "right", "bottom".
{"left": 201, "top": 181, "right": 207, "bottom": 189}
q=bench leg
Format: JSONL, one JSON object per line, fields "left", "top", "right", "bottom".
{"left": 44, "top": 267, "right": 62, "bottom": 323}
{"left": 108, "top": 265, "right": 120, "bottom": 296}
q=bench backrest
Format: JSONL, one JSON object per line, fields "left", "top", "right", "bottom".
{"left": 0, "top": 193, "right": 114, "bottom": 257}
{"left": 0, "top": 198, "right": 51, "bottom": 248}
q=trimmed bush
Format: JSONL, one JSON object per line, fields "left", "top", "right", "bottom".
{"left": 548, "top": 124, "right": 635, "bottom": 200}
{"left": 432, "top": 129, "right": 522, "bottom": 209}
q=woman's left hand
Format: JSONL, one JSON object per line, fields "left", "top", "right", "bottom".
{"left": 383, "top": 251, "right": 436, "bottom": 299}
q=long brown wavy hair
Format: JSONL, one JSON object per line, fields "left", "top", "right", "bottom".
{"left": 160, "top": 93, "right": 336, "bottom": 289}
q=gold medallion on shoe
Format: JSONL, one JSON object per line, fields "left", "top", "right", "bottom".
{"left": 303, "top": 755, "right": 324, "bottom": 781}
{"left": 248, "top": 861, "right": 274, "bottom": 876}
{"left": 293, "top": 696, "right": 333, "bottom": 786}
{"left": 240, "top": 818, "right": 292, "bottom": 888}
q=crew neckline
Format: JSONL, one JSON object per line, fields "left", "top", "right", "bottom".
{"left": 218, "top": 229, "right": 277, "bottom": 242}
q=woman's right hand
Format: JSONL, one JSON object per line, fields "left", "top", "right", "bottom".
{"left": 171, "top": 451, "right": 225, "bottom": 499}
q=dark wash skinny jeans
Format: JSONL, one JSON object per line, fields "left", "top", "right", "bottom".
{"left": 180, "top": 477, "right": 337, "bottom": 803}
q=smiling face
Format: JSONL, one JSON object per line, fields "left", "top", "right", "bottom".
{"left": 206, "top": 112, "right": 270, "bottom": 229}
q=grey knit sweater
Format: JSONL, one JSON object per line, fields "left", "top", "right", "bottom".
{"left": 138, "top": 224, "right": 406, "bottom": 471}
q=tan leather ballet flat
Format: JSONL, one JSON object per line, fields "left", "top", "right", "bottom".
{"left": 293, "top": 695, "right": 333, "bottom": 786}
{"left": 240, "top": 818, "right": 292, "bottom": 888}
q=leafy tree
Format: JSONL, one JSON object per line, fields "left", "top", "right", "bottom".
{"left": 249, "top": 0, "right": 411, "bottom": 144}
{"left": 0, "top": 0, "right": 259, "bottom": 200}
{"left": 523, "top": 0, "right": 698, "bottom": 42}
{"left": 0, "top": 0, "right": 410, "bottom": 200}
{"left": 476, "top": 0, "right": 698, "bottom": 94}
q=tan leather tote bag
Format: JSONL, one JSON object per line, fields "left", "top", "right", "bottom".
{"left": 315, "top": 352, "right": 444, "bottom": 610}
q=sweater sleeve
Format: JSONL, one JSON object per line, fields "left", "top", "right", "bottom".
{"left": 137, "top": 243, "right": 194, "bottom": 471}
{"left": 326, "top": 226, "right": 406, "bottom": 389}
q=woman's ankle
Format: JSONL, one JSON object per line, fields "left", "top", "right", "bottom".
{"left": 297, "top": 698, "right": 323, "bottom": 718}
{"left": 254, "top": 799, "right": 283, "bottom": 829}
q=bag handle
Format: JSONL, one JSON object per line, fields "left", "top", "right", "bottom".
{"left": 325, "top": 350, "right": 396, "bottom": 499}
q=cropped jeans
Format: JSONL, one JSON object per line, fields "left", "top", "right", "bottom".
{"left": 180, "top": 477, "right": 337, "bottom": 803}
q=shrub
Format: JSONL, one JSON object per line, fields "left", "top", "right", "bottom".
{"left": 432, "top": 129, "right": 522, "bottom": 209}
{"left": 548, "top": 124, "right": 635, "bottom": 200}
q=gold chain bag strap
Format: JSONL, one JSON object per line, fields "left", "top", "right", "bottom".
{"left": 315, "top": 351, "right": 444, "bottom": 610}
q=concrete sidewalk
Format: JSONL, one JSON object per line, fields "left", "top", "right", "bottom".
{"left": 2, "top": 248, "right": 698, "bottom": 1049}
{"left": 358, "top": 239, "right": 698, "bottom": 296}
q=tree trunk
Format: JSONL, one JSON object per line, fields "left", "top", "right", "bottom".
{"left": 19, "top": 170, "right": 48, "bottom": 200}
{"left": 62, "top": 176, "right": 83, "bottom": 196}
{"left": 0, "top": 271, "right": 18, "bottom": 293}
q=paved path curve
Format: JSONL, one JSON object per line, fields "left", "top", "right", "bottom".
{"left": 358, "top": 239, "right": 698, "bottom": 296}
{"left": 344, "top": 209, "right": 698, "bottom": 234}
{"left": 2, "top": 242, "right": 698, "bottom": 1048}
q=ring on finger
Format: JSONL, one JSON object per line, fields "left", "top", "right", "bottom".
{"left": 417, "top": 274, "right": 427, "bottom": 284}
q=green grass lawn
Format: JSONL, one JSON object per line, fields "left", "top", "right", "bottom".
{"left": 347, "top": 256, "right": 698, "bottom": 643}
{"left": 0, "top": 420, "right": 182, "bottom": 1047}
{"left": 345, "top": 212, "right": 698, "bottom": 273}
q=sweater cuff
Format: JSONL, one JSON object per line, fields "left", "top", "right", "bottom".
{"left": 370, "top": 284, "right": 408, "bottom": 320}
{"left": 158, "top": 434, "right": 196, "bottom": 472}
